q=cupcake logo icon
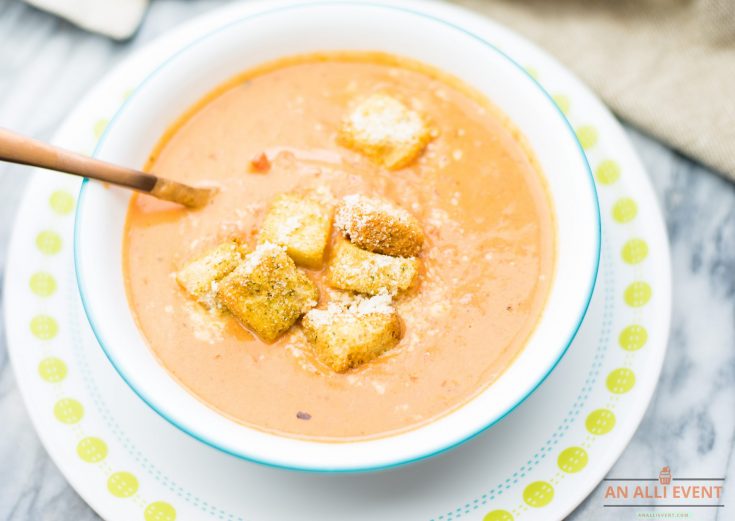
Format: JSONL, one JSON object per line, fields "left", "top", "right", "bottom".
{"left": 659, "top": 466, "right": 672, "bottom": 485}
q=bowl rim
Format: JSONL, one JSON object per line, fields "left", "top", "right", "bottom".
{"left": 73, "top": 0, "right": 601, "bottom": 473}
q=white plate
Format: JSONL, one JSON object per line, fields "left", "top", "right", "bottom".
{"left": 4, "top": 1, "right": 671, "bottom": 519}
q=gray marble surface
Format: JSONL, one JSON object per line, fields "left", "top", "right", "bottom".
{"left": 0, "top": 0, "right": 733, "bottom": 519}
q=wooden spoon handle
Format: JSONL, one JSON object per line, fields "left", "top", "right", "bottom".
{"left": 0, "top": 127, "right": 158, "bottom": 192}
{"left": 0, "top": 127, "right": 217, "bottom": 208}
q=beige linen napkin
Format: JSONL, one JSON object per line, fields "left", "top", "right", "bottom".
{"left": 24, "top": 0, "right": 148, "bottom": 40}
{"left": 452, "top": 0, "right": 735, "bottom": 181}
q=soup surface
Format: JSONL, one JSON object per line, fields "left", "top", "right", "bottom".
{"left": 124, "top": 53, "right": 554, "bottom": 440}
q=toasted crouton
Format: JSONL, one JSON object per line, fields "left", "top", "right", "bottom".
{"left": 259, "top": 193, "right": 333, "bottom": 269}
{"left": 302, "top": 294, "right": 401, "bottom": 372}
{"left": 335, "top": 194, "right": 424, "bottom": 257}
{"left": 338, "top": 93, "right": 433, "bottom": 169}
{"left": 327, "top": 238, "right": 419, "bottom": 295}
{"left": 216, "top": 243, "right": 318, "bottom": 342}
{"left": 176, "top": 241, "right": 247, "bottom": 307}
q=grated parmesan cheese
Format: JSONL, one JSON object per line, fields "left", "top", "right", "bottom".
{"left": 346, "top": 94, "right": 425, "bottom": 144}
{"left": 334, "top": 194, "right": 424, "bottom": 258}
{"left": 240, "top": 242, "right": 285, "bottom": 276}
{"left": 338, "top": 93, "right": 434, "bottom": 169}
{"left": 185, "top": 301, "right": 225, "bottom": 345}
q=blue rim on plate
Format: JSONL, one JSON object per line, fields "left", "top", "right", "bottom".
{"left": 74, "top": 1, "right": 601, "bottom": 473}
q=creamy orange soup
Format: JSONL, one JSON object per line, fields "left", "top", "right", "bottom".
{"left": 124, "top": 53, "right": 554, "bottom": 441}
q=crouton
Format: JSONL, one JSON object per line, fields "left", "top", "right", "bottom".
{"left": 303, "top": 294, "right": 401, "bottom": 372}
{"left": 216, "top": 243, "right": 318, "bottom": 342}
{"left": 335, "top": 194, "right": 424, "bottom": 257}
{"left": 259, "top": 193, "right": 333, "bottom": 269}
{"left": 338, "top": 93, "right": 433, "bottom": 169}
{"left": 327, "top": 238, "right": 419, "bottom": 295}
{"left": 176, "top": 241, "right": 247, "bottom": 307}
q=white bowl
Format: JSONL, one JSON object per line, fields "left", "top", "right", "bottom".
{"left": 74, "top": 1, "right": 600, "bottom": 472}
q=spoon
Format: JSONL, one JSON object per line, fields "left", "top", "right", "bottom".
{"left": 0, "top": 128, "right": 217, "bottom": 208}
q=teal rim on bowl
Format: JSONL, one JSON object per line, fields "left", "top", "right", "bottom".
{"left": 74, "top": 1, "right": 601, "bottom": 473}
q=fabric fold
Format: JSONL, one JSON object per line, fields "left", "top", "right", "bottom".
{"left": 453, "top": 0, "right": 735, "bottom": 180}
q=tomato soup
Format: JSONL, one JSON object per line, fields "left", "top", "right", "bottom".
{"left": 123, "top": 53, "right": 554, "bottom": 441}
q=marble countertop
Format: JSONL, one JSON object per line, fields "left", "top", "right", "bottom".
{"left": 1, "top": 0, "right": 733, "bottom": 519}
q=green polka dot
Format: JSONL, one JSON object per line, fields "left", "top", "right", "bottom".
{"left": 36, "top": 230, "right": 62, "bottom": 255}
{"left": 576, "top": 125, "right": 598, "bottom": 149}
{"left": 525, "top": 66, "right": 539, "bottom": 80}
{"left": 38, "top": 357, "right": 67, "bottom": 383}
{"left": 624, "top": 281, "right": 652, "bottom": 307}
{"left": 49, "top": 190, "right": 75, "bottom": 215}
{"left": 30, "top": 315, "right": 58, "bottom": 340}
{"left": 596, "top": 160, "right": 621, "bottom": 185}
{"left": 483, "top": 510, "right": 514, "bottom": 521}
{"left": 145, "top": 502, "right": 177, "bottom": 521}
{"left": 621, "top": 239, "right": 649, "bottom": 264}
{"left": 557, "top": 446, "right": 588, "bottom": 473}
{"left": 107, "top": 471, "right": 139, "bottom": 498}
{"left": 585, "top": 408, "right": 616, "bottom": 435}
{"left": 552, "top": 94, "right": 570, "bottom": 115}
{"left": 77, "top": 437, "right": 108, "bottom": 463}
{"left": 54, "top": 398, "right": 84, "bottom": 424}
{"left": 523, "top": 481, "right": 554, "bottom": 508}
{"left": 612, "top": 198, "right": 638, "bottom": 223}
{"left": 619, "top": 325, "right": 648, "bottom": 351}
{"left": 29, "top": 272, "right": 57, "bottom": 297}
{"left": 607, "top": 368, "right": 636, "bottom": 394}
{"left": 93, "top": 118, "right": 109, "bottom": 140}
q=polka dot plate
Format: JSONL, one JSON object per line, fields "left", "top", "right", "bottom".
{"left": 4, "top": 1, "right": 671, "bottom": 520}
